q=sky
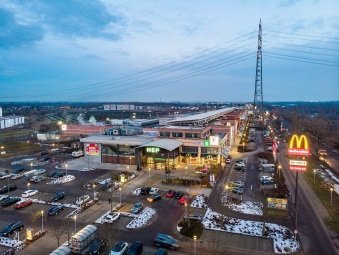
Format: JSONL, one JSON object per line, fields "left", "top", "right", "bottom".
{"left": 0, "top": 0, "right": 338, "bottom": 102}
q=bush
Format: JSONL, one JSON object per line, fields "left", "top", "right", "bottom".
{"left": 178, "top": 220, "right": 203, "bottom": 239}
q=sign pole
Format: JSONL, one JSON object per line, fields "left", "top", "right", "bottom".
{"left": 295, "top": 171, "right": 299, "bottom": 236}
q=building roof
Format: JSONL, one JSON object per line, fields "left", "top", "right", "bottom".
{"left": 139, "top": 139, "right": 183, "bottom": 151}
{"left": 167, "top": 107, "right": 235, "bottom": 124}
{"left": 49, "top": 246, "right": 72, "bottom": 255}
{"left": 80, "top": 135, "right": 152, "bottom": 146}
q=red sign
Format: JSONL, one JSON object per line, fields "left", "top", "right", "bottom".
{"left": 289, "top": 165, "right": 307, "bottom": 172}
{"left": 288, "top": 148, "right": 309, "bottom": 157}
{"left": 86, "top": 143, "right": 99, "bottom": 155}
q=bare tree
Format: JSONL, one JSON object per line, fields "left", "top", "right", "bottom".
{"left": 31, "top": 210, "right": 42, "bottom": 227}
{"left": 50, "top": 219, "right": 67, "bottom": 247}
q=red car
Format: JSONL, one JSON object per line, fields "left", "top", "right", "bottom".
{"left": 14, "top": 199, "right": 32, "bottom": 209}
{"left": 166, "top": 190, "right": 175, "bottom": 198}
{"left": 178, "top": 196, "right": 191, "bottom": 205}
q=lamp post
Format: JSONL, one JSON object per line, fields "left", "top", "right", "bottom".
{"left": 330, "top": 187, "right": 333, "bottom": 206}
{"left": 30, "top": 162, "right": 33, "bottom": 171}
{"left": 193, "top": 235, "right": 197, "bottom": 255}
{"left": 242, "top": 142, "right": 245, "bottom": 152}
{"left": 313, "top": 169, "right": 316, "bottom": 184}
{"left": 93, "top": 184, "right": 96, "bottom": 201}
{"left": 41, "top": 210, "right": 44, "bottom": 231}
{"left": 27, "top": 182, "right": 30, "bottom": 191}
{"left": 225, "top": 184, "right": 229, "bottom": 202}
{"left": 148, "top": 167, "right": 151, "bottom": 185}
{"left": 278, "top": 164, "right": 282, "bottom": 178}
{"left": 65, "top": 163, "right": 68, "bottom": 177}
{"left": 74, "top": 215, "right": 77, "bottom": 233}
{"left": 119, "top": 187, "right": 122, "bottom": 204}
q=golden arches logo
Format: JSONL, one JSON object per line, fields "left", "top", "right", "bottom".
{"left": 289, "top": 135, "right": 309, "bottom": 150}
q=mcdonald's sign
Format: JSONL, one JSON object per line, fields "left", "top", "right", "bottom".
{"left": 288, "top": 134, "right": 310, "bottom": 157}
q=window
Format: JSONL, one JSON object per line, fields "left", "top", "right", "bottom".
{"left": 182, "top": 146, "right": 198, "bottom": 154}
{"left": 172, "top": 132, "right": 183, "bottom": 137}
{"left": 185, "top": 133, "right": 199, "bottom": 138}
{"left": 160, "top": 132, "right": 170, "bottom": 137}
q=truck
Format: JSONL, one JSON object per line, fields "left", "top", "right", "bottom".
{"left": 72, "top": 150, "right": 84, "bottom": 158}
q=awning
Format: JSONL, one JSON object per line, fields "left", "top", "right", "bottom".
{"left": 139, "top": 139, "right": 182, "bottom": 151}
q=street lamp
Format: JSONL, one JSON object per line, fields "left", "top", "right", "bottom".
{"left": 30, "top": 162, "right": 33, "bottom": 171}
{"left": 119, "top": 187, "right": 122, "bottom": 204}
{"left": 93, "top": 184, "right": 96, "bottom": 201}
{"left": 313, "top": 169, "right": 317, "bottom": 184}
{"left": 193, "top": 235, "right": 197, "bottom": 255}
{"left": 278, "top": 164, "right": 282, "bottom": 178}
{"left": 148, "top": 167, "right": 151, "bottom": 185}
{"left": 41, "top": 210, "right": 44, "bottom": 231}
{"left": 330, "top": 187, "right": 333, "bottom": 206}
{"left": 225, "top": 184, "right": 229, "bottom": 202}
{"left": 27, "top": 182, "right": 30, "bottom": 191}
{"left": 65, "top": 163, "right": 68, "bottom": 177}
{"left": 74, "top": 215, "right": 77, "bottom": 233}
{"left": 242, "top": 142, "right": 245, "bottom": 152}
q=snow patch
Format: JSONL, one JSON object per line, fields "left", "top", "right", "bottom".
{"left": 126, "top": 207, "right": 156, "bottom": 229}
{"left": 221, "top": 198, "right": 263, "bottom": 216}
{"left": 190, "top": 194, "right": 208, "bottom": 208}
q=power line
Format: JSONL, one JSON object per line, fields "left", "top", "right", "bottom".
{"left": 265, "top": 29, "right": 339, "bottom": 40}
{"left": 264, "top": 53, "right": 339, "bottom": 67}
{"left": 263, "top": 33, "right": 339, "bottom": 44}
{"left": 265, "top": 39, "right": 339, "bottom": 52}
{"left": 264, "top": 51, "right": 339, "bottom": 64}
{"left": 266, "top": 46, "right": 339, "bottom": 58}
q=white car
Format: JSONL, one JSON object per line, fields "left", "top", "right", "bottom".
{"left": 0, "top": 174, "right": 13, "bottom": 180}
{"left": 102, "top": 212, "right": 120, "bottom": 223}
{"left": 22, "top": 190, "right": 39, "bottom": 198}
{"left": 260, "top": 176, "right": 273, "bottom": 182}
{"left": 76, "top": 195, "right": 90, "bottom": 205}
{"left": 36, "top": 169, "right": 46, "bottom": 175}
{"left": 149, "top": 188, "right": 159, "bottom": 195}
{"left": 0, "top": 195, "right": 9, "bottom": 201}
{"left": 110, "top": 241, "right": 128, "bottom": 255}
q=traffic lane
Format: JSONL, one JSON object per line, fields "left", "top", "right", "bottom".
{"left": 278, "top": 151, "right": 336, "bottom": 255}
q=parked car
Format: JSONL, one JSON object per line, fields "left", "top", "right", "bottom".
{"left": 22, "top": 190, "right": 39, "bottom": 198}
{"left": 35, "top": 169, "right": 46, "bottom": 175}
{"left": 149, "top": 188, "right": 159, "bottom": 195}
{"left": 178, "top": 195, "right": 191, "bottom": 205}
{"left": 88, "top": 239, "right": 108, "bottom": 255}
{"left": 140, "top": 186, "right": 151, "bottom": 195}
{"left": 0, "top": 185, "right": 17, "bottom": 194}
{"left": 131, "top": 202, "right": 143, "bottom": 214}
{"left": 154, "top": 248, "right": 168, "bottom": 255}
{"left": 183, "top": 213, "right": 203, "bottom": 222}
{"left": 102, "top": 212, "right": 120, "bottom": 223}
{"left": 11, "top": 174, "right": 23, "bottom": 180}
{"left": 13, "top": 165, "right": 25, "bottom": 173}
{"left": 0, "top": 173, "right": 12, "bottom": 180}
{"left": 231, "top": 187, "right": 244, "bottom": 195}
{"left": 76, "top": 195, "right": 90, "bottom": 205}
{"left": 174, "top": 192, "right": 184, "bottom": 199}
{"left": 261, "top": 179, "right": 275, "bottom": 185}
{"left": 1, "top": 197, "right": 21, "bottom": 207}
{"left": 30, "top": 176, "right": 45, "bottom": 183}
{"left": 127, "top": 241, "right": 143, "bottom": 255}
{"left": 166, "top": 190, "right": 175, "bottom": 198}
{"left": 226, "top": 158, "right": 231, "bottom": 164}
{"left": 48, "top": 205, "right": 65, "bottom": 216}
{"left": 51, "top": 192, "right": 65, "bottom": 202}
{"left": 110, "top": 241, "right": 128, "bottom": 255}
{"left": 0, "top": 195, "right": 9, "bottom": 201}
{"left": 147, "top": 194, "right": 162, "bottom": 203}
{"left": 52, "top": 171, "right": 66, "bottom": 178}
{"left": 153, "top": 233, "right": 180, "bottom": 250}
{"left": 234, "top": 166, "right": 245, "bottom": 171}
{"left": 14, "top": 199, "right": 32, "bottom": 209}
{"left": 0, "top": 221, "right": 24, "bottom": 237}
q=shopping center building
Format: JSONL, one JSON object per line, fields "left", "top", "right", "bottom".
{"left": 79, "top": 107, "right": 246, "bottom": 170}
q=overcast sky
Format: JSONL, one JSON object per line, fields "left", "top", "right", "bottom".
{"left": 0, "top": 0, "right": 338, "bottom": 102}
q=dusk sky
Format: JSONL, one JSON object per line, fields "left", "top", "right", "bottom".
{"left": 0, "top": 0, "right": 338, "bottom": 102}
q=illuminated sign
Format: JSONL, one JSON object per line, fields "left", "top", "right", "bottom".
{"left": 61, "top": 124, "right": 67, "bottom": 131}
{"left": 85, "top": 143, "right": 99, "bottom": 155}
{"left": 204, "top": 140, "right": 210, "bottom": 147}
{"left": 288, "top": 135, "right": 310, "bottom": 157}
{"left": 289, "top": 165, "right": 307, "bottom": 172}
{"left": 146, "top": 147, "right": 160, "bottom": 153}
{"left": 289, "top": 160, "right": 307, "bottom": 166}
{"left": 209, "top": 136, "right": 220, "bottom": 146}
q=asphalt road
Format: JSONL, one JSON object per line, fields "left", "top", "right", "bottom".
{"left": 277, "top": 144, "right": 337, "bottom": 255}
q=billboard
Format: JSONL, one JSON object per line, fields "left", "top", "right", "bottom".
{"left": 85, "top": 143, "right": 100, "bottom": 156}
{"left": 288, "top": 135, "right": 310, "bottom": 157}
{"left": 209, "top": 136, "right": 220, "bottom": 146}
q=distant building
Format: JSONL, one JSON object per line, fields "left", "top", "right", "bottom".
{"left": 0, "top": 106, "right": 25, "bottom": 129}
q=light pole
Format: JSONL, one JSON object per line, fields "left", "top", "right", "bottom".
{"left": 74, "top": 215, "right": 77, "bottom": 233}
{"left": 185, "top": 202, "right": 190, "bottom": 228}
{"left": 30, "top": 162, "right": 33, "bottom": 171}
{"left": 65, "top": 163, "right": 68, "bottom": 177}
{"left": 27, "top": 182, "right": 30, "bottom": 191}
{"left": 148, "top": 167, "right": 151, "bottom": 185}
{"left": 193, "top": 235, "right": 197, "bottom": 255}
{"left": 119, "top": 187, "right": 122, "bottom": 204}
{"left": 242, "top": 142, "right": 245, "bottom": 152}
{"left": 93, "top": 184, "right": 96, "bottom": 201}
{"left": 41, "top": 210, "right": 44, "bottom": 231}
{"left": 225, "top": 184, "right": 229, "bottom": 202}
{"left": 313, "top": 169, "right": 316, "bottom": 184}
{"left": 330, "top": 187, "right": 333, "bottom": 206}
{"left": 278, "top": 164, "right": 282, "bottom": 178}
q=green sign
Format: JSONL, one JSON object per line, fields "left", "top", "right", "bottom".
{"left": 146, "top": 147, "right": 160, "bottom": 153}
{"left": 204, "top": 140, "right": 210, "bottom": 147}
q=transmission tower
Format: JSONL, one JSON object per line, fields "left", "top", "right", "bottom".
{"left": 254, "top": 19, "right": 263, "bottom": 118}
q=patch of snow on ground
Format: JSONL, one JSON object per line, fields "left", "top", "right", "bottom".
{"left": 47, "top": 175, "right": 75, "bottom": 184}
{"left": 202, "top": 209, "right": 300, "bottom": 254}
{"left": 126, "top": 207, "right": 156, "bottom": 229}
{"left": 190, "top": 194, "right": 208, "bottom": 208}
{"left": 221, "top": 198, "right": 263, "bottom": 216}
{"left": 0, "top": 237, "right": 25, "bottom": 250}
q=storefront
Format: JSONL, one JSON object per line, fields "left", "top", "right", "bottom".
{"left": 138, "top": 139, "right": 182, "bottom": 170}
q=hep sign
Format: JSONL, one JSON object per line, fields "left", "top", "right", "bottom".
{"left": 86, "top": 143, "right": 99, "bottom": 155}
